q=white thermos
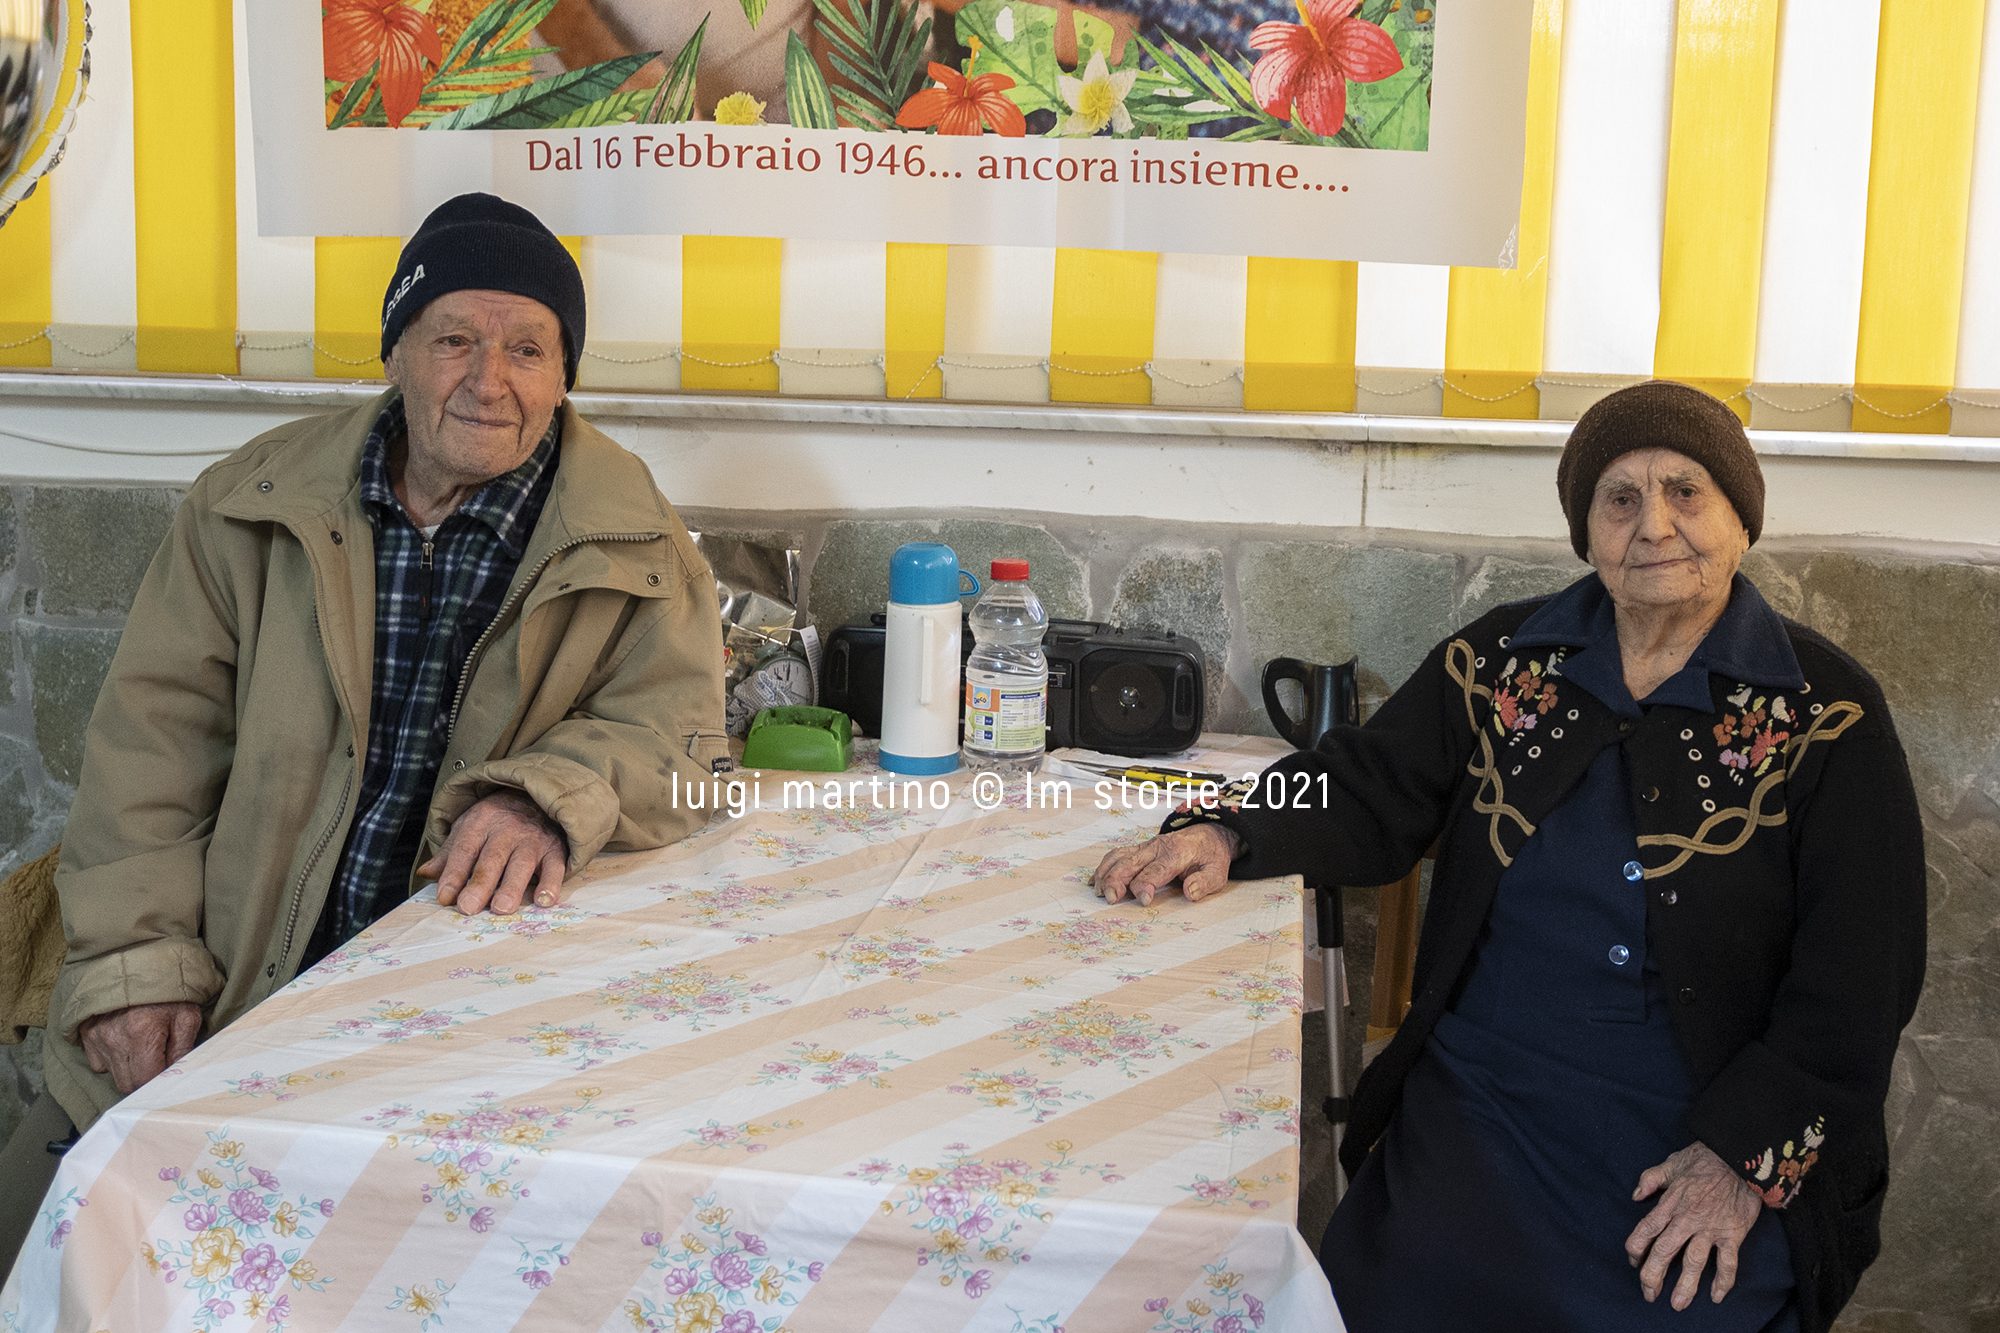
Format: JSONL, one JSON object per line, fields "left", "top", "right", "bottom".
{"left": 879, "top": 542, "right": 978, "bottom": 775}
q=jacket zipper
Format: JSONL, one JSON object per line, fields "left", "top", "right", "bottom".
{"left": 420, "top": 535, "right": 436, "bottom": 618}
{"left": 283, "top": 562, "right": 360, "bottom": 981}
{"left": 275, "top": 763, "right": 355, "bottom": 978}
{"left": 445, "top": 531, "right": 659, "bottom": 741}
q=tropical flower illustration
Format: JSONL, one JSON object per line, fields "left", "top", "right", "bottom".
{"left": 322, "top": 0, "right": 443, "bottom": 129}
{"left": 320, "top": 0, "right": 1432, "bottom": 147}
{"left": 1058, "top": 51, "right": 1139, "bottom": 136}
{"left": 1248, "top": 0, "right": 1404, "bottom": 138}
{"left": 714, "top": 92, "right": 767, "bottom": 126}
{"left": 897, "top": 59, "right": 1028, "bottom": 136}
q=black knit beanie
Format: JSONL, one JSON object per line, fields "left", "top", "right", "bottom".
{"left": 1556, "top": 380, "right": 1764, "bottom": 560}
{"left": 379, "top": 192, "right": 586, "bottom": 387}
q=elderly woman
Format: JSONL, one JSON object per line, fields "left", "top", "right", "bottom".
{"left": 1094, "top": 381, "right": 1925, "bottom": 1333}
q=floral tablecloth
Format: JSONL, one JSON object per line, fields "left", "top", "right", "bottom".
{"left": 2, "top": 737, "right": 1341, "bottom": 1332}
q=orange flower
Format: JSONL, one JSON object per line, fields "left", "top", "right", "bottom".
{"left": 896, "top": 62, "right": 1027, "bottom": 137}
{"left": 323, "top": 0, "right": 444, "bottom": 129}
{"left": 1249, "top": 0, "right": 1403, "bottom": 138}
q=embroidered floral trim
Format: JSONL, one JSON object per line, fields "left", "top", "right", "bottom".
{"left": 1745, "top": 1115, "right": 1824, "bottom": 1208}
{"left": 1639, "top": 700, "right": 1863, "bottom": 878}
{"left": 1160, "top": 777, "right": 1256, "bottom": 835}
{"left": 1492, "top": 657, "right": 1560, "bottom": 735}
{"left": 1712, "top": 687, "right": 1796, "bottom": 784}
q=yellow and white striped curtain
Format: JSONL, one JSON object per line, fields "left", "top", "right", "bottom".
{"left": 3, "top": 0, "right": 1997, "bottom": 435}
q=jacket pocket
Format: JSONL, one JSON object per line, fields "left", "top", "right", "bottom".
{"left": 1834, "top": 1169, "right": 1887, "bottom": 1259}
{"left": 1821, "top": 1168, "right": 1888, "bottom": 1316}
{"left": 684, "top": 728, "right": 734, "bottom": 774}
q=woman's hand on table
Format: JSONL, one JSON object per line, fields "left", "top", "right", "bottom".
{"left": 1091, "top": 824, "right": 1243, "bottom": 907}
{"left": 420, "top": 791, "right": 569, "bottom": 916}
{"left": 1625, "top": 1140, "right": 1766, "bottom": 1309}
{"left": 80, "top": 1000, "right": 202, "bottom": 1093}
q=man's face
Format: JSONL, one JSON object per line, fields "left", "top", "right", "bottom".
{"left": 384, "top": 289, "right": 567, "bottom": 490}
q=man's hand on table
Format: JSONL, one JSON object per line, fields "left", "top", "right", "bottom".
{"left": 1091, "top": 824, "right": 1243, "bottom": 907}
{"left": 80, "top": 1000, "right": 202, "bottom": 1094}
{"left": 419, "top": 790, "right": 568, "bottom": 915}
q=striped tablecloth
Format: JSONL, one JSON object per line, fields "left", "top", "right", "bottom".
{"left": 2, "top": 737, "right": 1340, "bottom": 1332}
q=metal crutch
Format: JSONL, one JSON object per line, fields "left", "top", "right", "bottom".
{"left": 1315, "top": 881, "right": 1351, "bottom": 1201}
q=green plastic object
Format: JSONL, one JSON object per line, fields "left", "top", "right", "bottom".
{"left": 741, "top": 706, "right": 854, "bottom": 772}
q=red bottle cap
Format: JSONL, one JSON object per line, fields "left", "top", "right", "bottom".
{"left": 990, "top": 558, "right": 1030, "bottom": 580}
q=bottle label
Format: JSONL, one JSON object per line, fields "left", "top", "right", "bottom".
{"left": 964, "top": 671, "right": 1047, "bottom": 752}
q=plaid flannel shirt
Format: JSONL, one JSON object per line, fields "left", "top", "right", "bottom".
{"left": 306, "top": 399, "right": 559, "bottom": 962}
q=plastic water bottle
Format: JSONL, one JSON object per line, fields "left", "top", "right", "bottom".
{"left": 962, "top": 559, "right": 1049, "bottom": 771}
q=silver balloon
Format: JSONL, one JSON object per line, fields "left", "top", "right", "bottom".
{"left": 0, "top": 0, "right": 85, "bottom": 229}
{"left": 0, "top": 0, "right": 57, "bottom": 190}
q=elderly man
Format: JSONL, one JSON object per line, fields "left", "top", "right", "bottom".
{"left": 0, "top": 193, "right": 728, "bottom": 1271}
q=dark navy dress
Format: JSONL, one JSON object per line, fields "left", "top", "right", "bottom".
{"left": 1322, "top": 624, "right": 1798, "bottom": 1332}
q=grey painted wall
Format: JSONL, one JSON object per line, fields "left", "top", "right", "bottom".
{"left": 2, "top": 485, "right": 1995, "bottom": 1330}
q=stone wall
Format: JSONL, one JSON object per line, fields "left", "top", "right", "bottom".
{"left": 1, "top": 487, "right": 1994, "bottom": 1329}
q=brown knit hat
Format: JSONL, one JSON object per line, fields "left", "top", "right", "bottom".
{"left": 1556, "top": 380, "right": 1763, "bottom": 559}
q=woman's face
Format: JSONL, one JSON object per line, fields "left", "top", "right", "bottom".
{"left": 1586, "top": 448, "right": 1749, "bottom": 614}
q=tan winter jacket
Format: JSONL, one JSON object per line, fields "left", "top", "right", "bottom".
{"left": 46, "top": 393, "right": 728, "bottom": 1130}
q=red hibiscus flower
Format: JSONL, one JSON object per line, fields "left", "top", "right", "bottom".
{"left": 896, "top": 62, "right": 1027, "bottom": 137}
{"left": 1249, "top": 0, "right": 1404, "bottom": 138}
{"left": 323, "top": 0, "right": 443, "bottom": 129}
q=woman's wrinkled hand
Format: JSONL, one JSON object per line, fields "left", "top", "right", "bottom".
{"left": 1625, "top": 1140, "right": 1766, "bottom": 1310}
{"left": 1090, "top": 824, "right": 1242, "bottom": 907}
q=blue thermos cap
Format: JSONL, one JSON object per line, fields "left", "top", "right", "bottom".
{"left": 888, "top": 541, "right": 977, "bottom": 606}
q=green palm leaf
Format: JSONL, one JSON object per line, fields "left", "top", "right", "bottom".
{"left": 812, "top": 0, "right": 932, "bottom": 130}
{"left": 548, "top": 87, "right": 656, "bottom": 128}
{"left": 831, "top": 88, "right": 891, "bottom": 132}
{"left": 423, "top": 53, "right": 657, "bottom": 130}
{"left": 740, "top": 0, "right": 770, "bottom": 28}
{"left": 437, "top": 0, "right": 559, "bottom": 76}
{"left": 330, "top": 69, "right": 378, "bottom": 128}
{"left": 643, "top": 17, "right": 708, "bottom": 123}
{"left": 784, "top": 32, "right": 839, "bottom": 130}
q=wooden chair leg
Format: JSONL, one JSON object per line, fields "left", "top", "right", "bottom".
{"left": 1366, "top": 865, "right": 1422, "bottom": 1051}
